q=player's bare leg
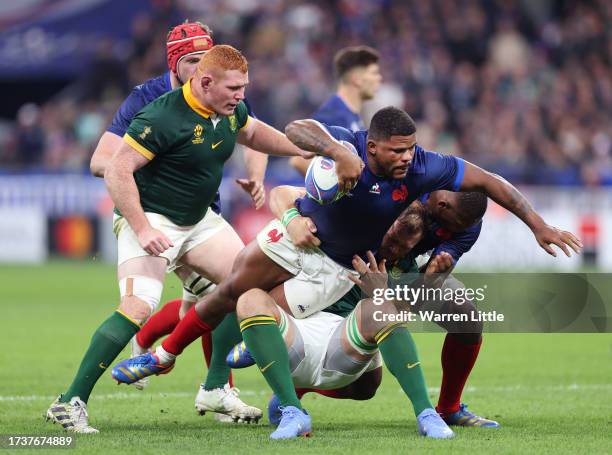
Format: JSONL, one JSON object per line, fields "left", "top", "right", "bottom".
{"left": 47, "top": 256, "right": 166, "bottom": 433}
{"left": 236, "top": 288, "right": 310, "bottom": 439}
{"left": 166, "top": 226, "right": 264, "bottom": 422}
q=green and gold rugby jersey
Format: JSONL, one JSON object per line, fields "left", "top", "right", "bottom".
{"left": 122, "top": 80, "right": 250, "bottom": 226}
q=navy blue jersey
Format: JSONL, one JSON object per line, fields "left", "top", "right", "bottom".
{"left": 411, "top": 193, "right": 481, "bottom": 264}
{"left": 106, "top": 72, "right": 255, "bottom": 216}
{"left": 312, "top": 95, "right": 365, "bottom": 132}
{"left": 295, "top": 126, "right": 465, "bottom": 268}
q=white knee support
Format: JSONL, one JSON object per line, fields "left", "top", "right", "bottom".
{"left": 119, "top": 275, "right": 163, "bottom": 313}
{"left": 182, "top": 271, "right": 216, "bottom": 299}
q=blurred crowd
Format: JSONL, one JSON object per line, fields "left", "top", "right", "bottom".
{"left": 1, "top": 0, "right": 611, "bottom": 186}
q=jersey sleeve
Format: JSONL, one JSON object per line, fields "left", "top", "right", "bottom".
{"left": 433, "top": 221, "right": 482, "bottom": 263}
{"left": 124, "top": 103, "right": 172, "bottom": 160}
{"left": 235, "top": 101, "right": 251, "bottom": 130}
{"left": 420, "top": 151, "right": 465, "bottom": 193}
{"left": 323, "top": 124, "right": 357, "bottom": 144}
{"left": 107, "top": 88, "right": 148, "bottom": 137}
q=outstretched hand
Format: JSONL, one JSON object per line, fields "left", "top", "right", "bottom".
{"left": 236, "top": 179, "right": 265, "bottom": 210}
{"left": 532, "top": 224, "right": 583, "bottom": 257}
{"left": 348, "top": 251, "right": 387, "bottom": 297}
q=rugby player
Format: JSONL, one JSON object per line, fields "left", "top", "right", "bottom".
{"left": 290, "top": 45, "right": 381, "bottom": 174}
{"left": 251, "top": 187, "right": 498, "bottom": 429}
{"left": 46, "top": 45, "right": 361, "bottom": 433}
{"left": 291, "top": 147, "right": 497, "bottom": 427}
{"left": 89, "top": 21, "right": 266, "bottom": 421}
{"left": 113, "top": 107, "right": 581, "bottom": 438}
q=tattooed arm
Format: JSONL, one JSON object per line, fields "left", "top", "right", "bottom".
{"left": 285, "top": 119, "right": 364, "bottom": 192}
{"left": 460, "top": 161, "right": 582, "bottom": 257}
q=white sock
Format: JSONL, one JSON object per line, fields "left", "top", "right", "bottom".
{"left": 155, "top": 346, "right": 176, "bottom": 364}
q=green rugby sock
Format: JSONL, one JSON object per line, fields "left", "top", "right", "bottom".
{"left": 376, "top": 325, "right": 433, "bottom": 416}
{"left": 203, "top": 312, "right": 242, "bottom": 390}
{"left": 240, "top": 315, "right": 301, "bottom": 409}
{"left": 61, "top": 311, "right": 140, "bottom": 403}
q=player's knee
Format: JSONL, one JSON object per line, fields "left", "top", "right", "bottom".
{"left": 447, "top": 299, "right": 483, "bottom": 335}
{"left": 356, "top": 297, "right": 399, "bottom": 342}
{"left": 118, "top": 295, "right": 152, "bottom": 323}
{"left": 118, "top": 275, "right": 163, "bottom": 323}
{"left": 236, "top": 288, "right": 275, "bottom": 320}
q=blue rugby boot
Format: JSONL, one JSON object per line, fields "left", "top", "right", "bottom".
{"left": 443, "top": 403, "right": 500, "bottom": 428}
{"left": 417, "top": 408, "right": 455, "bottom": 439}
{"left": 270, "top": 406, "right": 312, "bottom": 440}
{"left": 226, "top": 341, "right": 255, "bottom": 369}
{"left": 111, "top": 352, "right": 174, "bottom": 385}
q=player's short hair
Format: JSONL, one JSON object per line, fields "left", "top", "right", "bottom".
{"left": 455, "top": 192, "right": 488, "bottom": 222}
{"left": 368, "top": 106, "right": 416, "bottom": 141}
{"left": 334, "top": 46, "right": 380, "bottom": 80}
{"left": 197, "top": 45, "right": 248, "bottom": 75}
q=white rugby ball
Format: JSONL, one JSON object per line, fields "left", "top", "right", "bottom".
{"left": 305, "top": 140, "right": 358, "bottom": 205}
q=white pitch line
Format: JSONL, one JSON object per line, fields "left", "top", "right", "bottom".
{"left": 1, "top": 384, "right": 610, "bottom": 402}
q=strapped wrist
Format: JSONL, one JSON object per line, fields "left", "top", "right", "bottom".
{"left": 281, "top": 208, "right": 300, "bottom": 227}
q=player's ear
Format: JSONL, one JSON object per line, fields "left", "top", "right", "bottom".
{"left": 367, "top": 140, "right": 377, "bottom": 156}
{"left": 200, "top": 75, "right": 213, "bottom": 91}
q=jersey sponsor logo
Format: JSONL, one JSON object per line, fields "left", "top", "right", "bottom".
{"left": 405, "top": 361, "right": 420, "bottom": 369}
{"left": 391, "top": 184, "right": 408, "bottom": 202}
{"left": 297, "top": 304, "right": 306, "bottom": 313}
{"left": 266, "top": 229, "right": 284, "bottom": 243}
{"left": 211, "top": 140, "right": 224, "bottom": 149}
{"left": 435, "top": 227, "right": 452, "bottom": 240}
{"left": 192, "top": 124, "right": 204, "bottom": 144}
{"left": 139, "top": 126, "right": 152, "bottom": 140}
{"left": 370, "top": 183, "right": 381, "bottom": 195}
{"left": 228, "top": 114, "right": 238, "bottom": 132}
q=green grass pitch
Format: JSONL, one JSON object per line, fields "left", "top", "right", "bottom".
{"left": 1, "top": 262, "right": 611, "bottom": 454}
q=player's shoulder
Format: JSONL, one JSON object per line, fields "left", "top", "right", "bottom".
{"left": 132, "top": 72, "right": 172, "bottom": 103}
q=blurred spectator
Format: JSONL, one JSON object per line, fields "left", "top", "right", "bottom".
{"left": 0, "top": 0, "right": 610, "bottom": 189}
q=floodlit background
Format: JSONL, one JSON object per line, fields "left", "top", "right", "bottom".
{"left": 0, "top": 0, "right": 610, "bottom": 269}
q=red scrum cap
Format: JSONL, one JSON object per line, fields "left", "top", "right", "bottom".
{"left": 166, "top": 21, "right": 214, "bottom": 73}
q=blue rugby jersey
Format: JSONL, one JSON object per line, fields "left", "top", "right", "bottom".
{"left": 295, "top": 126, "right": 465, "bottom": 268}
{"left": 106, "top": 72, "right": 255, "bottom": 216}
{"left": 312, "top": 95, "right": 365, "bottom": 132}
{"left": 412, "top": 194, "right": 482, "bottom": 264}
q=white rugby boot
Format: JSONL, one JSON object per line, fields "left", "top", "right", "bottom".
{"left": 195, "top": 383, "right": 262, "bottom": 423}
{"left": 46, "top": 396, "right": 99, "bottom": 434}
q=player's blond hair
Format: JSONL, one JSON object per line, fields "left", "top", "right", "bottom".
{"left": 196, "top": 44, "right": 248, "bottom": 76}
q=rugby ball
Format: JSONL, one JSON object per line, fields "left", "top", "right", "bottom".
{"left": 305, "top": 140, "right": 358, "bottom": 205}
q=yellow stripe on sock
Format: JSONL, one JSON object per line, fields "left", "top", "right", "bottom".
{"left": 239, "top": 316, "right": 276, "bottom": 329}
{"left": 115, "top": 310, "right": 141, "bottom": 328}
{"left": 240, "top": 321, "right": 277, "bottom": 332}
{"left": 374, "top": 322, "right": 408, "bottom": 344}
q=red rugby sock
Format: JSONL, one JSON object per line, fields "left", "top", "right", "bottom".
{"left": 436, "top": 333, "right": 482, "bottom": 417}
{"left": 162, "top": 306, "right": 212, "bottom": 356}
{"left": 136, "top": 299, "right": 181, "bottom": 349}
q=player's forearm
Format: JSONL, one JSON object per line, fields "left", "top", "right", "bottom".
{"left": 90, "top": 132, "right": 122, "bottom": 177}
{"left": 104, "top": 165, "right": 150, "bottom": 234}
{"left": 285, "top": 119, "right": 347, "bottom": 160}
{"left": 241, "top": 120, "right": 305, "bottom": 157}
{"left": 269, "top": 185, "right": 306, "bottom": 219}
{"left": 244, "top": 147, "right": 268, "bottom": 182}
{"left": 461, "top": 162, "right": 543, "bottom": 230}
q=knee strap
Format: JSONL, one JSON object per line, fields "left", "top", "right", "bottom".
{"left": 119, "top": 275, "right": 163, "bottom": 313}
